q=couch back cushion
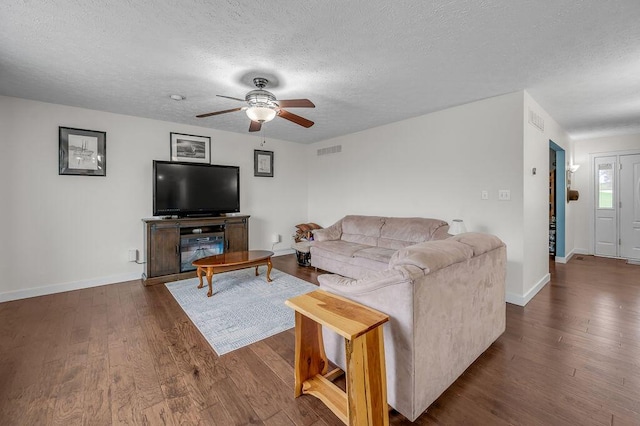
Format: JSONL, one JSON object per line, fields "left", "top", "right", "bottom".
{"left": 378, "top": 217, "right": 449, "bottom": 249}
{"left": 340, "top": 215, "right": 385, "bottom": 246}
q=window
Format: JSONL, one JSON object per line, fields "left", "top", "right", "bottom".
{"left": 598, "top": 163, "right": 613, "bottom": 209}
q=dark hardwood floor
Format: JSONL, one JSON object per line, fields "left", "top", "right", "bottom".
{"left": 0, "top": 254, "right": 638, "bottom": 425}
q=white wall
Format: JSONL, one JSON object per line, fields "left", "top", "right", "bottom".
{"left": 0, "top": 96, "right": 308, "bottom": 301}
{"left": 522, "top": 92, "right": 571, "bottom": 301}
{"left": 572, "top": 133, "right": 640, "bottom": 253}
{"left": 307, "top": 92, "right": 528, "bottom": 300}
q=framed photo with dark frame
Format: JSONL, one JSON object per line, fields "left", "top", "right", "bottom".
{"left": 59, "top": 127, "right": 107, "bottom": 176}
{"left": 170, "top": 132, "right": 211, "bottom": 163}
{"left": 254, "top": 150, "right": 274, "bottom": 177}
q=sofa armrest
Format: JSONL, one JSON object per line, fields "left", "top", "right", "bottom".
{"left": 318, "top": 267, "right": 421, "bottom": 296}
{"left": 389, "top": 240, "right": 473, "bottom": 273}
{"left": 449, "top": 232, "right": 505, "bottom": 256}
{"left": 312, "top": 218, "right": 343, "bottom": 242}
{"left": 388, "top": 233, "right": 505, "bottom": 274}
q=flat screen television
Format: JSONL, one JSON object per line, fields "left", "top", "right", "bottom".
{"left": 153, "top": 160, "right": 240, "bottom": 217}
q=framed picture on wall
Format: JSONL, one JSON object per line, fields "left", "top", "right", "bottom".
{"left": 254, "top": 150, "right": 274, "bottom": 177}
{"left": 59, "top": 127, "right": 107, "bottom": 176}
{"left": 170, "top": 132, "right": 211, "bottom": 163}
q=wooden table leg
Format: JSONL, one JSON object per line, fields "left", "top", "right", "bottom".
{"left": 255, "top": 265, "right": 259, "bottom": 276}
{"left": 346, "top": 327, "right": 388, "bottom": 426}
{"left": 266, "top": 258, "right": 273, "bottom": 282}
{"left": 293, "top": 311, "right": 327, "bottom": 397}
{"left": 196, "top": 266, "right": 204, "bottom": 289}
{"left": 206, "top": 268, "right": 214, "bottom": 297}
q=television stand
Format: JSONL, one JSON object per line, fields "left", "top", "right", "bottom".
{"left": 141, "top": 215, "right": 250, "bottom": 286}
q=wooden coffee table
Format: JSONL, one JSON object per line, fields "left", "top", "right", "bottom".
{"left": 192, "top": 250, "right": 274, "bottom": 297}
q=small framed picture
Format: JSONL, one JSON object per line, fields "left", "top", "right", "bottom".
{"left": 59, "top": 127, "right": 106, "bottom": 176}
{"left": 170, "top": 132, "right": 211, "bottom": 163}
{"left": 254, "top": 150, "right": 274, "bottom": 177}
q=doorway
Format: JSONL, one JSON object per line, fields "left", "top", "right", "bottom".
{"left": 593, "top": 151, "right": 640, "bottom": 262}
{"left": 549, "top": 141, "right": 566, "bottom": 259}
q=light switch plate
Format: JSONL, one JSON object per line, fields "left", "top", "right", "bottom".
{"left": 481, "top": 190, "right": 489, "bottom": 200}
{"left": 498, "top": 189, "right": 511, "bottom": 201}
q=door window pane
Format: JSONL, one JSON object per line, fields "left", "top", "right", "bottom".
{"left": 598, "top": 163, "right": 613, "bottom": 209}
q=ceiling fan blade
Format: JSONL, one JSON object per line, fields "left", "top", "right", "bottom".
{"left": 249, "top": 120, "right": 262, "bottom": 132}
{"left": 196, "top": 107, "right": 243, "bottom": 118}
{"left": 277, "top": 109, "right": 314, "bottom": 128}
{"left": 216, "top": 95, "right": 246, "bottom": 102}
{"left": 275, "top": 99, "right": 315, "bottom": 108}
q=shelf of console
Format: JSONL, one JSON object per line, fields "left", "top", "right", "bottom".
{"left": 141, "top": 270, "right": 199, "bottom": 287}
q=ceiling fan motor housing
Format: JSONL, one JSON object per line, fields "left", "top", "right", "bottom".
{"left": 245, "top": 89, "right": 277, "bottom": 108}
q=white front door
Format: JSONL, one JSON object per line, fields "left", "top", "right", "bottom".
{"left": 620, "top": 154, "right": 640, "bottom": 260}
{"left": 594, "top": 156, "right": 618, "bottom": 257}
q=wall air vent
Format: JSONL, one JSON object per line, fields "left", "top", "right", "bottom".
{"left": 528, "top": 109, "right": 545, "bottom": 132}
{"left": 317, "top": 145, "right": 342, "bottom": 156}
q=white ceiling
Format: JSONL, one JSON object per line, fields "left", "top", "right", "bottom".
{"left": 2, "top": 1, "right": 640, "bottom": 144}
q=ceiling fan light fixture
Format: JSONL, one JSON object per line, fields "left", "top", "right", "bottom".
{"left": 246, "top": 106, "right": 276, "bottom": 123}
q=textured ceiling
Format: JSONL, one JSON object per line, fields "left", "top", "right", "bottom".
{"left": 1, "top": 1, "right": 640, "bottom": 143}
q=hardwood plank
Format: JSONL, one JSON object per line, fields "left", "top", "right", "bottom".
{"left": 127, "top": 325, "right": 165, "bottom": 409}
{"left": 264, "top": 410, "right": 297, "bottom": 426}
{"left": 208, "top": 377, "right": 264, "bottom": 425}
{"left": 87, "top": 302, "right": 109, "bottom": 358}
{"left": 199, "top": 400, "right": 236, "bottom": 426}
{"left": 140, "top": 400, "right": 176, "bottom": 426}
{"left": 22, "top": 358, "right": 67, "bottom": 424}
{"left": 51, "top": 342, "right": 89, "bottom": 425}
{"left": 110, "top": 366, "right": 142, "bottom": 424}
{"left": 160, "top": 374, "right": 205, "bottom": 425}
{"left": 82, "top": 354, "right": 112, "bottom": 426}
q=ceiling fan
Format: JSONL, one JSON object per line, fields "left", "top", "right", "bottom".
{"left": 196, "top": 77, "right": 315, "bottom": 132}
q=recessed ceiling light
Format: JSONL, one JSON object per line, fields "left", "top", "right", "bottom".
{"left": 169, "top": 94, "right": 185, "bottom": 101}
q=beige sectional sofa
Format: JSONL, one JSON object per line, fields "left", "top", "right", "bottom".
{"left": 311, "top": 215, "right": 451, "bottom": 278}
{"left": 310, "top": 215, "right": 506, "bottom": 421}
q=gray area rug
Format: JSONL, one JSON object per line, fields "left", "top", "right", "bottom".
{"left": 165, "top": 267, "right": 317, "bottom": 355}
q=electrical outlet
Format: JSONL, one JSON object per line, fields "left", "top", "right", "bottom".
{"left": 498, "top": 190, "right": 511, "bottom": 201}
{"left": 128, "top": 249, "right": 138, "bottom": 262}
{"left": 481, "top": 190, "right": 489, "bottom": 200}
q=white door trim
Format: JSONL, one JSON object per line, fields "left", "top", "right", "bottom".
{"left": 589, "top": 149, "right": 640, "bottom": 258}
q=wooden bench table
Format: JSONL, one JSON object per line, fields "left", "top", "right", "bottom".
{"left": 285, "top": 289, "right": 390, "bottom": 426}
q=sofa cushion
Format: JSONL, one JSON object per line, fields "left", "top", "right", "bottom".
{"left": 311, "top": 247, "right": 389, "bottom": 279}
{"left": 379, "top": 217, "right": 449, "bottom": 249}
{"left": 312, "top": 240, "right": 370, "bottom": 259}
{"left": 352, "top": 247, "right": 397, "bottom": 263}
{"left": 390, "top": 240, "right": 473, "bottom": 273}
{"left": 341, "top": 215, "right": 385, "bottom": 246}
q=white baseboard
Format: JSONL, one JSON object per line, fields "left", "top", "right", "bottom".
{"left": 1, "top": 250, "right": 298, "bottom": 303}
{"left": 505, "top": 273, "right": 550, "bottom": 306}
{"left": 273, "top": 248, "right": 295, "bottom": 257}
{"left": 555, "top": 249, "right": 574, "bottom": 264}
{"left": 556, "top": 248, "right": 592, "bottom": 263}
{"left": 0, "top": 272, "right": 141, "bottom": 303}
